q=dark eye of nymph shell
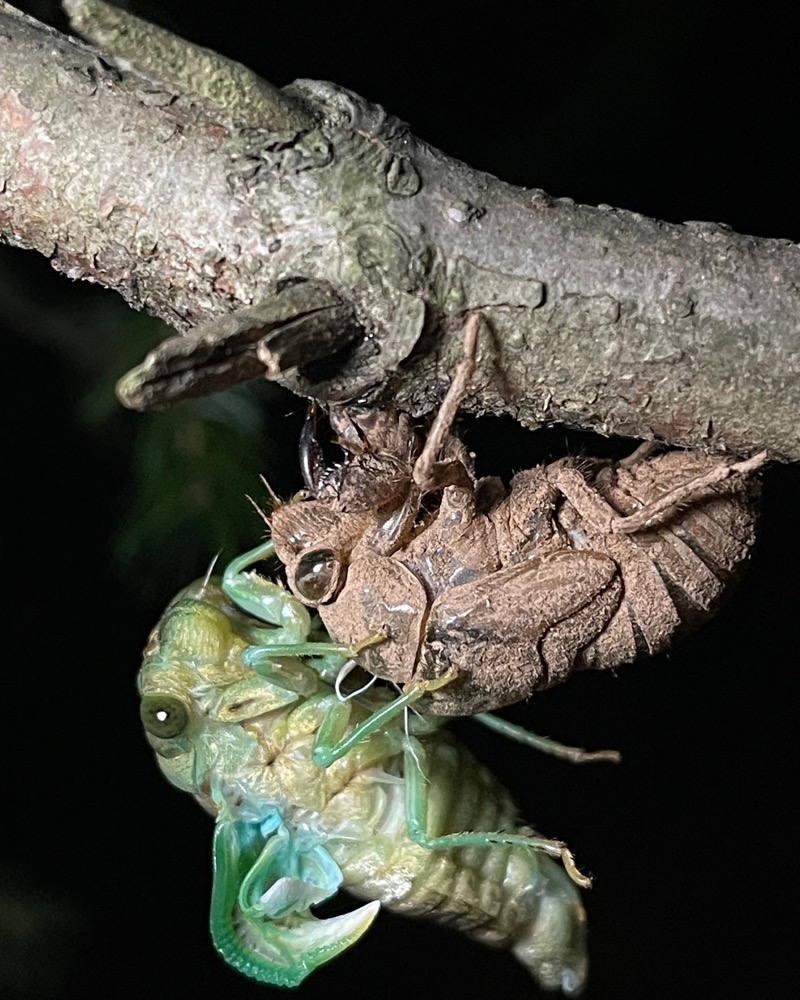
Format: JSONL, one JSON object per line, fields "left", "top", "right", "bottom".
{"left": 294, "top": 548, "right": 340, "bottom": 603}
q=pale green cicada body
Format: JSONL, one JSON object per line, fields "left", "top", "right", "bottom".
{"left": 138, "top": 544, "right": 594, "bottom": 993}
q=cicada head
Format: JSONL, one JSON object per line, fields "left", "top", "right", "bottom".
{"left": 137, "top": 579, "right": 312, "bottom": 814}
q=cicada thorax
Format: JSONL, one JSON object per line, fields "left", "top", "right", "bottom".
{"left": 553, "top": 450, "right": 761, "bottom": 671}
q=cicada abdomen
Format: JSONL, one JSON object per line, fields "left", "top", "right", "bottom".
{"left": 327, "top": 731, "right": 587, "bottom": 995}
{"left": 550, "top": 449, "right": 761, "bottom": 671}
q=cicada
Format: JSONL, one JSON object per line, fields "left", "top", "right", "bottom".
{"left": 268, "top": 315, "right": 764, "bottom": 730}
{"left": 137, "top": 549, "right": 599, "bottom": 994}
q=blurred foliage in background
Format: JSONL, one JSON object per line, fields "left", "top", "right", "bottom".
{"left": 0, "top": 242, "right": 307, "bottom": 599}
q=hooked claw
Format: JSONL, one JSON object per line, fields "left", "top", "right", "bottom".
{"left": 299, "top": 401, "right": 335, "bottom": 498}
{"left": 210, "top": 818, "right": 379, "bottom": 986}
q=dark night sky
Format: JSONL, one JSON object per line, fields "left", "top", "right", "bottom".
{"left": 1, "top": 3, "right": 798, "bottom": 999}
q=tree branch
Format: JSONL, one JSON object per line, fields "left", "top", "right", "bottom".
{"left": 1, "top": 1, "right": 798, "bottom": 459}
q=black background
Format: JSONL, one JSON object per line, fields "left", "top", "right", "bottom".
{"left": 1, "top": 2, "right": 798, "bottom": 999}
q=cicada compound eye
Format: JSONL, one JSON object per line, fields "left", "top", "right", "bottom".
{"left": 293, "top": 548, "right": 343, "bottom": 604}
{"left": 140, "top": 695, "right": 190, "bottom": 739}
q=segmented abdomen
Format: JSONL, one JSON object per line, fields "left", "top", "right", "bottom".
{"left": 573, "top": 451, "right": 759, "bottom": 668}
{"left": 318, "top": 733, "right": 587, "bottom": 995}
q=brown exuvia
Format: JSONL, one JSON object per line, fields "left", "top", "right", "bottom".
{"left": 271, "top": 315, "right": 766, "bottom": 716}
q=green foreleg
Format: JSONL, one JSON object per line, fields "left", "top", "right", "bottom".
{"left": 312, "top": 669, "right": 459, "bottom": 767}
{"left": 224, "top": 543, "right": 379, "bottom": 680}
{"left": 312, "top": 683, "right": 426, "bottom": 768}
{"left": 223, "top": 541, "right": 311, "bottom": 643}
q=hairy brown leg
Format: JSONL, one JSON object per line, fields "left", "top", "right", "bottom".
{"left": 412, "top": 312, "right": 481, "bottom": 493}
{"left": 549, "top": 451, "right": 767, "bottom": 536}
{"left": 608, "top": 450, "right": 768, "bottom": 534}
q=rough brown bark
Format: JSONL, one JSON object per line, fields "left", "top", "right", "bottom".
{"left": 1, "top": 1, "right": 798, "bottom": 459}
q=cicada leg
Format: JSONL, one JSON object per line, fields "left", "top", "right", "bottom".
{"left": 210, "top": 816, "right": 379, "bottom": 987}
{"left": 474, "top": 712, "right": 620, "bottom": 764}
{"left": 225, "top": 542, "right": 401, "bottom": 754}
{"left": 607, "top": 449, "right": 767, "bottom": 534}
{"left": 313, "top": 683, "right": 423, "bottom": 767}
{"left": 412, "top": 312, "right": 480, "bottom": 493}
{"left": 223, "top": 540, "right": 312, "bottom": 641}
{"left": 223, "top": 541, "right": 384, "bottom": 681}
{"left": 311, "top": 670, "right": 457, "bottom": 768}
{"left": 549, "top": 450, "right": 767, "bottom": 537}
{"left": 402, "top": 736, "right": 592, "bottom": 889}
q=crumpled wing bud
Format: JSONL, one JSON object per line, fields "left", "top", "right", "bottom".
{"left": 210, "top": 819, "right": 380, "bottom": 986}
